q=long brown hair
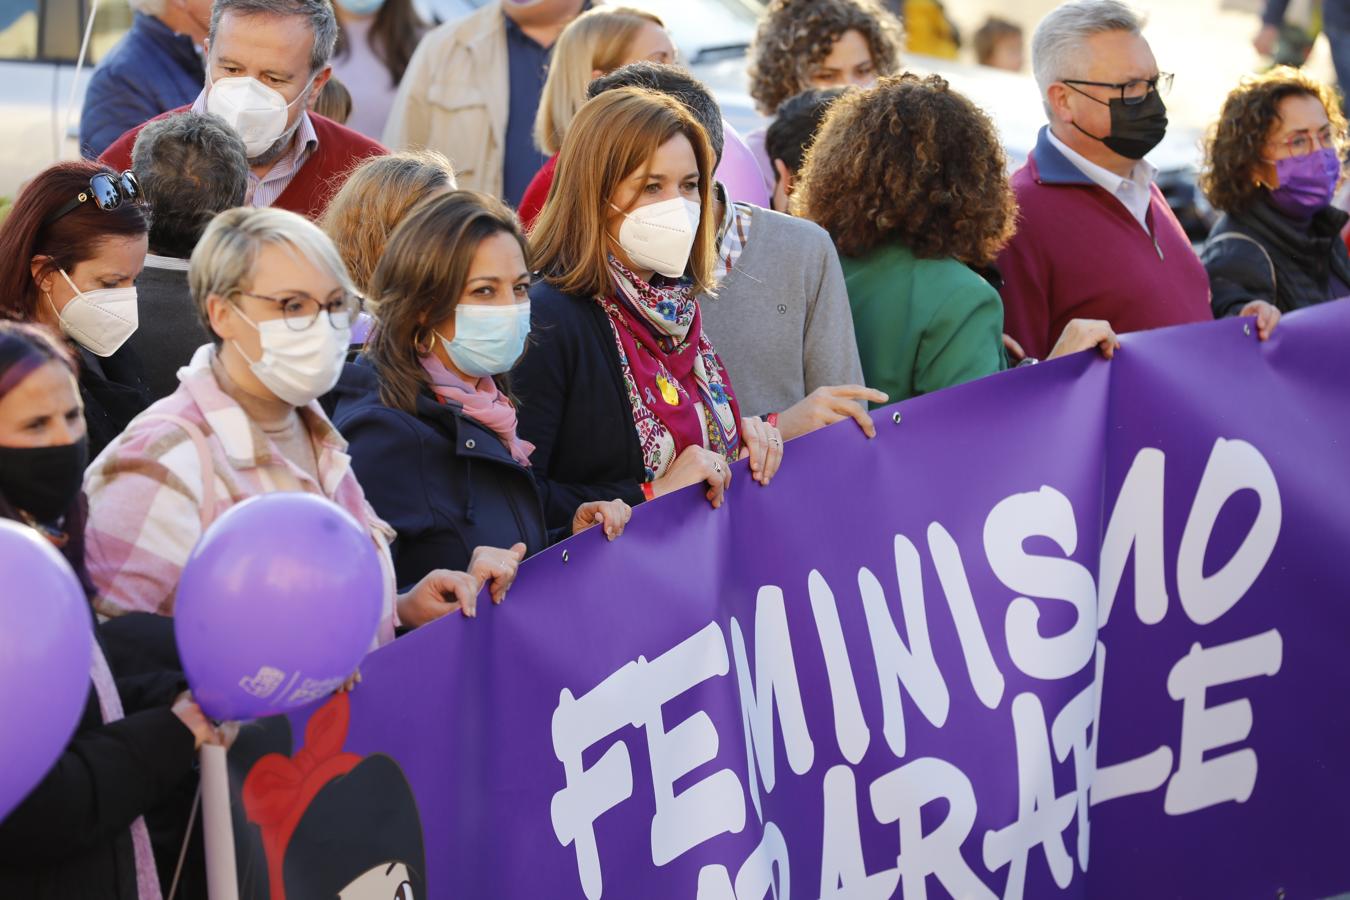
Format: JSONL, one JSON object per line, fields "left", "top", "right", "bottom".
{"left": 530, "top": 87, "right": 718, "bottom": 298}
{"left": 0, "top": 161, "right": 148, "bottom": 321}
{"left": 365, "top": 191, "right": 529, "bottom": 414}
{"left": 319, "top": 150, "right": 456, "bottom": 296}
{"left": 335, "top": 0, "right": 428, "bottom": 87}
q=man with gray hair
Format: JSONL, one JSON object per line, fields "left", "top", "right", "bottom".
{"left": 995, "top": 0, "right": 1280, "bottom": 361}
{"left": 100, "top": 0, "right": 385, "bottom": 220}
{"left": 80, "top": 0, "right": 210, "bottom": 157}
{"left": 127, "top": 112, "right": 250, "bottom": 400}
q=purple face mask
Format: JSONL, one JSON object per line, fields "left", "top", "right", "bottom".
{"left": 1269, "top": 147, "right": 1341, "bottom": 218}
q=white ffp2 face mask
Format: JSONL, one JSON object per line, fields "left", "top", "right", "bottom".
{"left": 205, "top": 74, "right": 310, "bottom": 158}
{"left": 611, "top": 197, "right": 701, "bottom": 279}
{"left": 53, "top": 269, "right": 138, "bottom": 358}
{"left": 437, "top": 302, "right": 531, "bottom": 378}
{"left": 232, "top": 308, "right": 350, "bottom": 407}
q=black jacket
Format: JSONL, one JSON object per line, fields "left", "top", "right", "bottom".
{"left": 511, "top": 281, "right": 648, "bottom": 531}
{"left": 0, "top": 616, "right": 197, "bottom": 900}
{"left": 328, "top": 357, "right": 551, "bottom": 588}
{"left": 78, "top": 344, "right": 151, "bottom": 459}
{"left": 1202, "top": 196, "right": 1350, "bottom": 317}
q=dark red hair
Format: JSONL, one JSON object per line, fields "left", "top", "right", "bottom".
{"left": 0, "top": 161, "right": 148, "bottom": 322}
{"left": 0, "top": 319, "right": 75, "bottom": 400}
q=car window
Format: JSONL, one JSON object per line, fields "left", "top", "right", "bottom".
{"left": 0, "top": 0, "right": 39, "bottom": 60}
{"left": 0, "top": 0, "right": 132, "bottom": 63}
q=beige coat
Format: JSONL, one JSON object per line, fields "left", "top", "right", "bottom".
{"left": 382, "top": 3, "right": 510, "bottom": 197}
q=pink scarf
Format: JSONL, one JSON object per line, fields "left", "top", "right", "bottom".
{"left": 420, "top": 354, "right": 535, "bottom": 467}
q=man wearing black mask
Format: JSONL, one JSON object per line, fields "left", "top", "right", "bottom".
{"left": 995, "top": 0, "right": 1280, "bottom": 361}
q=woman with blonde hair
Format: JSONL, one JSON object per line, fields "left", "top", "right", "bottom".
{"left": 514, "top": 87, "right": 784, "bottom": 531}
{"left": 320, "top": 150, "right": 457, "bottom": 297}
{"left": 517, "top": 7, "right": 676, "bottom": 227}
{"left": 84, "top": 207, "right": 523, "bottom": 632}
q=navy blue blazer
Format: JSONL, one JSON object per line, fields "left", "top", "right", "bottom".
{"left": 511, "top": 280, "right": 648, "bottom": 532}
{"left": 329, "top": 358, "right": 550, "bottom": 589}
{"left": 80, "top": 14, "right": 205, "bottom": 159}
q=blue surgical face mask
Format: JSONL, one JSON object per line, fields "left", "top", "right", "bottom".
{"left": 437, "top": 302, "right": 531, "bottom": 378}
{"left": 335, "top": 0, "right": 386, "bottom": 15}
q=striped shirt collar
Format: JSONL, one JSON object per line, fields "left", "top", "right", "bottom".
{"left": 189, "top": 87, "right": 320, "bottom": 207}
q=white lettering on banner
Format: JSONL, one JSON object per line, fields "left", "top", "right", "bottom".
{"left": 1097, "top": 447, "right": 1169, "bottom": 626}
{"left": 643, "top": 624, "right": 747, "bottom": 865}
{"left": 730, "top": 587, "right": 815, "bottom": 824}
{"left": 984, "top": 487, "right": 1098, "bottom": 681}
{"left": 818, "top": 766, "right": 899, "bottom": 899}
{"left": 695, "top": 823, "right": 790, "bottom": 900}
{"left": 982, "top": 694, "right": 1076, "bottom": 900}
{"left": 1177, "top": 439, "right": 1282, "bottom": 626}
{"left": 872, "top": 757, "right": 998, "bottom": 900}
{"left": 1164, "top": 630, "right": 1284, "bottom": 814}
{"left": 807, "top": 572, "right": 871, "bottom": 765}
{"left": 547, "top": 439, "right": 1287, "bottom": 898}
{"left": 928, "top": 523, "right": 1006, "bottom": 709}
{"left": 859, "top": 535, "right": 951, "bottom": 759}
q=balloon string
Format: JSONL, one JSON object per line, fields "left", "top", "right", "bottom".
{"left": 168, "top": 781, "right": 202, "bottom": 900}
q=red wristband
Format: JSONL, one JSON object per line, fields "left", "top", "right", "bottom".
{"left": 766, "top": 412, "right": 779, "bottom": 428}
{"left": 641, "top": 481, "right": 655, "bottom": 501}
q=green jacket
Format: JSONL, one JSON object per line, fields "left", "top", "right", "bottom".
{"left": 840, "top": 243, "right": 1007, "bottom": 404}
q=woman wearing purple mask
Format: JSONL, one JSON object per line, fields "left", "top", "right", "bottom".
{"left": 1202, "top": 67, "right": 1350, "bottom": 317}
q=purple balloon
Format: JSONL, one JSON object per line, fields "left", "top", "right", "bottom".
{"left": 174, "top": 493, "right": 385, "bottom": 721}
{"left": 716, "top": 119, "right": 772, "bottom": 209}
{"left": 0, "top": 519, "right": 94, "bottom": 821}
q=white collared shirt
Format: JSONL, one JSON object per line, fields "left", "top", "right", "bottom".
{"left": 1047, "top": 129, "right": 1158, "bottom": 234}
{"left": 189, "top": 88, "right": 319, "bottom": 209}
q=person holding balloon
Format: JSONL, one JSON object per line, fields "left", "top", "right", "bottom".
{"left": 83, "top": 207, "right": 524, "bottom": 636}
{"left": 0, "top": 321, "right": 222, "bottom": 899}
{"left": 328, "top": 190, "right": 632, "bottom": 589}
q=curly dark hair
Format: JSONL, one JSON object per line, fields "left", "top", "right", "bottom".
{"left": 1201, "top": 66, "right": 1347, "bottom": 215}
{"left": 796, "top": 73, "right": 1016, "bottom": 267}
{"left": 748, "top": 0, "right": 904, "bottom": 116}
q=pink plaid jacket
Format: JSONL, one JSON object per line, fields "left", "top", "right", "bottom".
{"left": 84, "top": 345, "right": 398, "bottom": 646}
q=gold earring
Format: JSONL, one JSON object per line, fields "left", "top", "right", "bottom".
{"left": 413, "top": 327, "right": 435, "bottom": 355}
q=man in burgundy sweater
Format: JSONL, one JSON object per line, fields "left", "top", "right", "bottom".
{"left": 100, "top": 0, "right": 384, "bottom": 221}
{"left": 997, "top": 0, "right": 1279, "bottom": 360}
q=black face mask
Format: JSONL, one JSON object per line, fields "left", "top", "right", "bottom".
{"left": 0, "top": 438, "right": 89, "bottom": 523}
{"left": 1071, "top": 89, "right": 1169, "bottom": 161}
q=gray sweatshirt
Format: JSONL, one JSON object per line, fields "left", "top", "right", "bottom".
{"left": 699, "top": 205, "right": 865, "bottom": 418}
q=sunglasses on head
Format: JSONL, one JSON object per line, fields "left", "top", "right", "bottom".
{"left": 43, "top": 170, "right": 141, "bottom": 227}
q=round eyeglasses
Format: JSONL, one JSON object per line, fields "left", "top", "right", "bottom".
{"left": 232, "top": 289, "right": 365, "bottom": 332}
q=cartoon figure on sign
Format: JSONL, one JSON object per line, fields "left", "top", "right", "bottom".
{"left": 239, "top": 693, "right": 426, "bottom": 900}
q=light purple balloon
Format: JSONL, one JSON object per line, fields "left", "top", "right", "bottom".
{"left": 174, "top": 493, "right": 385, "bottom": 721}
{"left": 0, "top": 519, "right": 94, "bottom": 821}
{"left": 716, "top": 119, "right": 772, "bottom": 209}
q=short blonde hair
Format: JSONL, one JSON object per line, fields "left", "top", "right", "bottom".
{"left": 190, "top": 207, "right": 356, "bottom": 341}
{"left": 531, "top": 88, "right": 719, "bottom": 298}
{"left": 533, "top": 7, "right": 666, "bottom": 156}
{"left": 319, "top": 150, "right": 457, "bottom": 296}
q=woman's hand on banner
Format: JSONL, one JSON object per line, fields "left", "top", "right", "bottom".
{"left": 651, "top": 446, "right": 733, "bottom": 507}
{"left": 1239, "top": 300, "right": 1281, "bottom": 340}
{"left": 739, "top": 416, "right": 785, "bottom": 485}
{"left": 777, "top": 385, "right": 889, "bottom": 440}
{"left": 573, "top": 499, "right": 633, "bottom": 540}
{"left": 469, "top": 543, "right": 528, "bottom": 604}
{"left": 1048, "top": 319, "right": 1120, "bottom": 360}
{"left": 397, "top": 569, "right": 484, "bottom": 623}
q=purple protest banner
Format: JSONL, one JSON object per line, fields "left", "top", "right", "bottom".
{"left": 225, "top": 300, "right": 1350, "bottom": 900}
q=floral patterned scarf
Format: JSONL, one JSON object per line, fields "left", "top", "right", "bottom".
{"left": 597, "top": 258, "right": 741, "bottom": 479}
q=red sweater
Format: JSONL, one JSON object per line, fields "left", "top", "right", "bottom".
{"left": 100, "top": 106, "right": 386, "bottom": 220}
{"left": 517, "top": 154, "right": 558, "bottom": 231}
{"left": 996, "top": 129, "right": 1211, "bottom": 360}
